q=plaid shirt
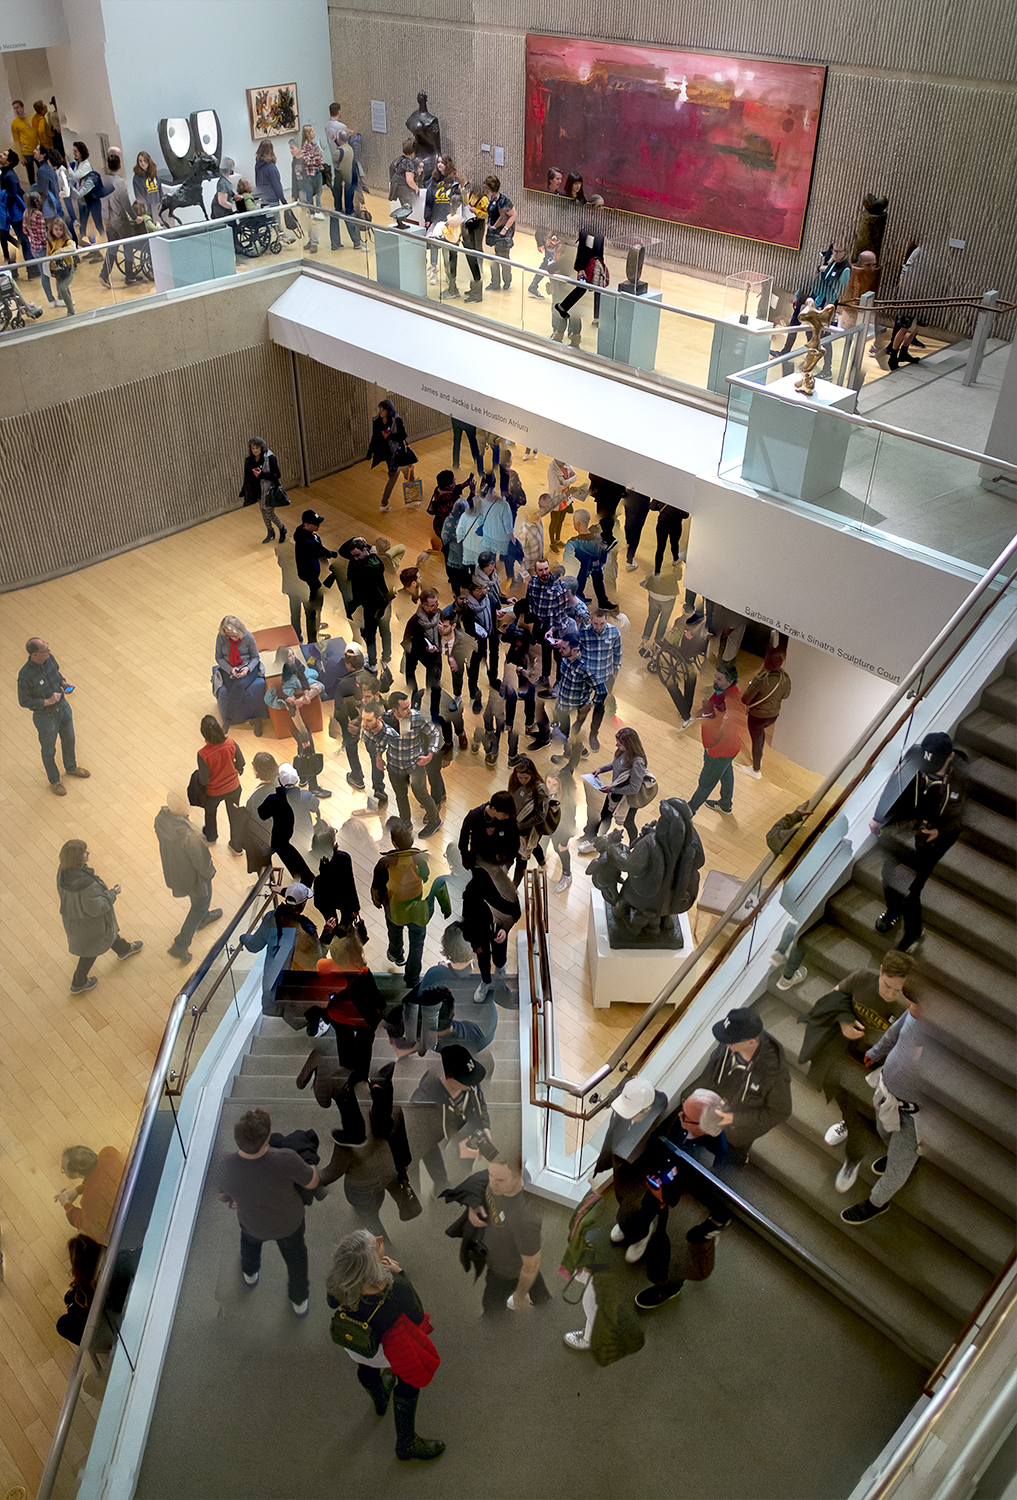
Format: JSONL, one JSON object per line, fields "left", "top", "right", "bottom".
{"left": 579, "top": 622, "right": 622, "bottom": 686}
{"left": 366, "top": 710, "right": 439, "bottom": 773}
{"left": 555, "top": 654, "right": 599, "bottom": 711}
{"left": 526, "top": 574, "right": 568, "bottom": 633}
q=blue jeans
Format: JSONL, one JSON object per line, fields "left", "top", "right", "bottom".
{"left": 34, "top": 701, "right": 77, "bottom": 783}
{"left": 175, "top": 879, "right": 212, "bottom": 950}
{"left": 687, "top": 751, "right": 735, "bottom": 814}
{"left": 385, "top": 917, "right": 427, "bottom": 986}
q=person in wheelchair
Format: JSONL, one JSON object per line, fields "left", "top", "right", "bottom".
{"left": 0, "top": 266, "right": 44, "bottom": 328}
{"left": 233, "top": 179, "right": 279, "bottom": 259}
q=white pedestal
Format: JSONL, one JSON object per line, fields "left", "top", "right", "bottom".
{"left": 150, "top": 225, "right": 235, "bottom": 292}
{"left": 587, "top": 887, "right": 694, "bottom": 1009}
{"left": 374, "top": 224, "right": 428, "bottom": 299}
{"left": 597, "top": 289, "right": 662, "bottom": 371}
{"left": 707, "top": 316, "right": 774, "bottom": 396}
{"left": 741, "top": 372, "right": 858, "bottom": 504}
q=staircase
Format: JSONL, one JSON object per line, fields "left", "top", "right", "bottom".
{"left": 227, "top": 974, "right": 524, "bottom": 1157}
{"left": 735, "top": 653, "right": 1017, "bottom": 1366}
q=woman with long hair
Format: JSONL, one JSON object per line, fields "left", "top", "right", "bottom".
{"left": 563, "top": 172, "right": 586, "bottom": 203}
{"left": 69, "top": 141, "right": 104, "bottom": 249}
{"left": 47, "top": 216, "right": 77, "bottom": 315}
{"left": 326, "top": 1229, "right": 444, "bottom": 1462}
{"left": 213, "top": 615, "right": 267, "bottom": 734}
{"left": 367, "top": 399, "right": 418, "bottom": 512}
{"left": 300, "top": 123, "right": 324, "bottom": 212}
{"left": 254, "top": 139, "right": 286, "bottom": 206}
{"left": 57, "top": 839, "right": 143, "bottom": 994}
{"left": 422, "top": 152, "right": 460, "bottom": 289}
{"left": 56, "top": 1234, "right": 102, "bottom": 1345}
{"left": 239, "top": 436, "right": 286, "bottom": 543}
{"left": 508, "top": 756, "right": 551, "bottom": 885}
{"left": 578, "top": 726, "right": 648, "bottom": 851}
{"left": 196, "top": 714, "right": 245, "bottom": 847}
{"left": 132, "top": 151, "right": 162, "bottom": 218}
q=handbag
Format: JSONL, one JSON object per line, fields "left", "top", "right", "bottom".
{"left": 294, "top": 748, "right": 324, "bottom": 782}
{"left": 629, "top": 772, "right": 659, "bottom": 809}
{"left": 540, "top": 797, "right": 562, "bottom": 836}
{"left": 402, "top": 478, "right": 424, "bottom": 508}
{"left": 187, "top": 769, "right": 207, "bottom": 808}
{"left": 386, "top": 1174, "right": 423, "bottom": 1222}
{"left": 269, "top": 484, "right": 290, "bottom": 508}
{"left": 330, "top": 1292, "right": 388, "bottom": 1356}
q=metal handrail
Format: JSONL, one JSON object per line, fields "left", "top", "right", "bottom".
{"left": 923, "top": 1250, "right": 1017, "bottom": 1395}
{"left": 36, "top": 867, "right": 275, "bottom": 1500}
{"left": 537, "top": 531, "right": 1017, "bottom": 1109}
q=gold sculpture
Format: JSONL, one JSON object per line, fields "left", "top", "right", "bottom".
{"left": 794, "top": 298, "right": 837, "bottom": 396}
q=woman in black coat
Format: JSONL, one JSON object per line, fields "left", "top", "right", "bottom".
{"left": 314, "top": 831, "right": 361, "bottom": 930}
{"left": 366, "top": 400, "right": 418, "bottom": 514}
{"left": 460, "top": 866, "right": 520, "bottom": 1002}
{"left": 240, "top": 436, "right": 286, "bottom": 544}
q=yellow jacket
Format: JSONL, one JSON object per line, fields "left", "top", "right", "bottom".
{"left": 33, "top": 111, "right": 54, "bottom": 150}
{"left": 11, "top": 114, "right": 38, "bottom": 158}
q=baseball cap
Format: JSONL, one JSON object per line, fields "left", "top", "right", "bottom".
{"left": 278, "top": 763, "right": 300, "bottom": 787}
{"left": 284, "top": 882, "right": 313, "bottom": 905}
{"left": 712, "top": 1008, "right": 763, "bottom": 1044}
{"left": 301, "top": 509, "right": 324, "bottom": 525}
{"left": 441, "top": 1044, "right": 486, "bottom": 1087}
{"left": 611, "top": 1078, "right": 655, "bottom": 1119}
{"left": 920, "top": 732, "right": 953, "bottom": 773}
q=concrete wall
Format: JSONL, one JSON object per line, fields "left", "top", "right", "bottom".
{"left": 327, "top": 0, "right": 1017, "bottom": 338}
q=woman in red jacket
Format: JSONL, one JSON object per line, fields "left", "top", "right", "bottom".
{"left": 196, "top": 715, "right": 245, "bottom": 847}
{"left": 327, "top": 1229, "right": 444, "bottom": 1462}
{"left": 686, "top": 663, "right": 746, "bottom": 817}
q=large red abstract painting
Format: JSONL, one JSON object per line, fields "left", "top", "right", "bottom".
{"left": 524, "top": 36, "right": 826, "bottom": 250}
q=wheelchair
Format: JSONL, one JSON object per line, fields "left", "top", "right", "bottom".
{"left": 113, "top": 239, "right": 154, "bottom": 282}
{"left": 234, "top": 214, "right": 282, "bottom": 259}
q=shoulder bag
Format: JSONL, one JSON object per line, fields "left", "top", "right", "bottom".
{"left": 629, "top": 772, "right": 658, "bottom": 809}
{"left": 187, "top": 769, "right": 207, "bottom": 808}
{"left": 330, "top": 1291, "right": 388, "bottom": 1357}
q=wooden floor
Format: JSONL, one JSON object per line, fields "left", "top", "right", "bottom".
{"left": 15, "top": 186, "right": 942, "bottom": 390}
{"left": 0, "top": 429, "right": 823, "bottom": 1493}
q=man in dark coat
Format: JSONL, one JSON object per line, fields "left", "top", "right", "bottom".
{"left": 17, "top": 637, "right": 91, "bottom": 794}
{"left": 294, "top": 509, "right": 338, "bottom": 644}
{"left": 154, "top": 793, "right": 221, "bottom": 961}
{"left": 869, "top": 731, "right": 969, "bottom": 950}
{"left": 686, "top": 1008, "right": 792, "bottom": 1166}
{"left": 338, "top": 536, "right": 391, "bottom": 670}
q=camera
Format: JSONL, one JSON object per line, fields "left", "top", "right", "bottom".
{"left": 465, "top": 1129, "right": 498, "bottom": 1161}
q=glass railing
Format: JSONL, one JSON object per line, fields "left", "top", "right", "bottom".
{"left": 37, "top": 868, "right": 279, "bottom": 1500}
{"left": 523, "top": 526, "right": 1017, "bottom": 1190}
{"left": 719, "top": 342, "right": 1017, "bottom": 572}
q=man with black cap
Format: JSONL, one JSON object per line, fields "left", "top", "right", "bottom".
{"left": 869, "top": 730, "right": 968, "bottom": 951}
{"left": 338, "top": 536, "right": 391, "bottom": 670}
{"left": 686, "top": 1008, "right": 792, "bottom": 1166}
{"left": 294, "top": 510, "right": 338, "bottom": 644}
{"left": 408, "top": 1044, "right": 489, "bottom": 1194}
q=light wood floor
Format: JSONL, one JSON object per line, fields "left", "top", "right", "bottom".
{"left": 0, "top": 433, "right": 822, "bottom": 1493}
{"left": 17, "top": 187, "right": 939, "bottom": 390}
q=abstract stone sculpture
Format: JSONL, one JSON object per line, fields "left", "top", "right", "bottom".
{"left": 852, "top": 192, "right": 888, "bottom": 261}
{"left": 589, "top": 797, "right": 704, "bottom": 947}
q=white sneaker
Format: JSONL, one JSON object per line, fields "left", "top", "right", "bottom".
{"left": 427, "top": 267, "right": 438, "bottom": 285}
{"left": 609, "top": 1223, "right": 625, "bottom": 1244}
{"left": 311, "top": 212, "right": 325, "bottom": 220}
{"left": 564, "top": 1330, "right": 591, "bottom": 1350}
{"left": 824, "top": 1120, "right": 848, "bottom": 1147}
{"left": 835, "top": 1159, "right": 861, "bottom": 1193}
{"left": 291, "top": 1298, "right": 309, "bottom": 1316}
{"left": 625, "top": 1230, "right": 653, "bottom": 1264}
{"left": 379, "top": 503, "right": 391, "bottom": 513}
{"left": 775, "top": 966, "right": 808, "bottom": 990}
{"left": 473, "top": 981, "right": 494, "bottom": 1003}
{"left": 739, "top": 765, "right": 763, "bottom": 779}
{"left": 555, "top": 873, "right": 572, "bottom": 893}
{"left": 314, "top": 1019, "right": 331, "bottom": 1038}
{"left": 625, "top": 560, "right": 638, "bottom": 571}
{"left": 577, "top": 839, "right": 597, "bottom": 855}
{"left": 243, "top": 1272, "right": 259, "bottom": 1286}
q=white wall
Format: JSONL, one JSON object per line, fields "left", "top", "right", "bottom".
{"left": 45, "top": 0, "right": 117, "bottom": 154}
{"left": 99, "top": 0, "right": 332, "bottom": 184}
{"left": 0, "top": 0, "right": 68, "bottom": 50}
{"left": 772, "top": 640, "right": 898, "bottom": 778}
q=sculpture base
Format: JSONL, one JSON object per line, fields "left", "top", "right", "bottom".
{"left": 587, "top": 888, "right": 694, "bottom": 1009}
{"left": 618, "top": 279, "right": 648, "bottom": 296}
{"left": 604, "top": 908, "right": 685, "bottom": 950}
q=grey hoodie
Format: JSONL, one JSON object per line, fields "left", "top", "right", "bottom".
{"left": 154, "top": 807, "right": 214, "bottom": 899}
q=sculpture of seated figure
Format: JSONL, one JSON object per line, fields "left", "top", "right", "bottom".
{"left": 405, "top": 90, "right": 441, "bottom": 184}
{"left": 589, "top": 797, "right": 704, "bottom": 947}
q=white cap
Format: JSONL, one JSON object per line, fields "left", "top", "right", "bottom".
{"left": 284, "top": 882, "right": 313, "bottom": 904}
{"left": 611, "top": 1078, "right": 655, "bottom": 1119}
{"left": 278, "top": 763, "right": 299, "bottom": 787}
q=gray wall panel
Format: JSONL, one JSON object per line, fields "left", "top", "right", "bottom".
{"left": 330, "top": 3, "right": 1016, "bottom": 336}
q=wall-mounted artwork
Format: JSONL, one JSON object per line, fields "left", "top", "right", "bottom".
{"left": 247, "top": 83, "right": 299, "bottom": 141}
{"left": 524, "top": 36, "right": 826, "bottom": 249}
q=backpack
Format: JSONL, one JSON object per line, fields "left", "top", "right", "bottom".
{"left": 386, "top": 851, "right": 424, "bottom": 905}
{"left": 330, "top": 1293, "right": 387, "bottom": 1357}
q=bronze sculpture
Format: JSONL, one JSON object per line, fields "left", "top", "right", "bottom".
{"left": 405, "top": 90, "right": 441, "bottom": 183}
{"left": 794, "top": 298, "right": 837, "bottom": 395}
{"left": 589, "top": 798, "right": 704, "bottom": 947}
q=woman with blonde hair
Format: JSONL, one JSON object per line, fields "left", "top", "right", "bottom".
{"left": 57, "top": 839, "right": 143, "bottom": 994}
{"left": 300, "top": 123, "right": 324, "bottom": 213}
{"left": 213, "top": 615, "right": 266, "bottom": 733}
{"left": 326, "top": 1229, "right": 444, "bottom": 1462}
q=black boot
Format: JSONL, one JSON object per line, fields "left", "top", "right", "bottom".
{"left": 357, "top": 1364, "right": 396, "bottom": 1416}
{"left": 253, "top": 717, "right": 263, "bottom": 737}
{"left": 279, "top": 524, "right": 288, "bottom": 541}
{"left": 262, "top": 531, "right": 275, "bottom": 543}
{"left": 393, "top": 1388, "right": 445, "bottom": 1461}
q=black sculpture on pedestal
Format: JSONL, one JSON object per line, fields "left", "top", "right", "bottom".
{"left": 589, "top": 798, "right": 704, "bottom": 948}
{"left": 405, "top": 90, "right": 441, "bottom": 184}
{"left": 619, "top": 244, "right": 648, "bottom": 296}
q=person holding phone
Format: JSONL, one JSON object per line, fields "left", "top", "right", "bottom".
{"left": 17, "top": 637, "right": 90, "bottom": 793}
{"left": 56, "top": 840, "right": 143, "bottom": 993}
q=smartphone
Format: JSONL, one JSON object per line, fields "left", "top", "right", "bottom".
{"left": 62, "top": 684, "right": 75, "bottom": 693}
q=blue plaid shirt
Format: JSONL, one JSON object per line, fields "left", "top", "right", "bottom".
{"left": 526, "top": 574, "right": 568, "bottom": 633}
{"left": 579, "top": 622, "right": 622, "bottom": 686}
{"left": 555, "top": 654, "right": 600, "bottom": 711}
{"left": 366, "top": 710, "right": 439, "bottom": 773}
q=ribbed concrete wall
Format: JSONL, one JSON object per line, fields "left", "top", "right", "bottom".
{"left": 328, "top": 0, "right": 1017, "bottom": 336}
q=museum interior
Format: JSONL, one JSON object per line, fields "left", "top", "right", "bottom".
{"left": 1, "top": 2, "right": 1015, "bottom": 1498}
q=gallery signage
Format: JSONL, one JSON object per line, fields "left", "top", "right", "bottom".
{"left": 524, "top": 35, "right": 825, "bottom": 249}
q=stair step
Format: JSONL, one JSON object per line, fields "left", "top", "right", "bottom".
{"left": 980, "top": 672, "right": 1016, "bottom": 721}
{"left": 934, "top": 838, "right": 1017, "bottom": 917}
{"left": 746, "top": 1127, "right": 991, "bottom": 1324}
{"left": 960, "top": 800, "right": 1016, "bottom": 865}
{"left": 795, "top": 931, "right": 1016, "bottom": 1086}
{"left": 853, "top": 849, "right": 1015, "bottom": 973}
{"left": 230, "top": 1072, "right": 524, "bottom": 1105}
{"left": 1005, "top": 653, "right": 1017, "bottom": 681}
{"left": 965, "top": 755, "right": 1017, "bottom": 818}
{"left": 955, "top": 707, "right": 1017, "bottom": 770}
{"left": 827, "top": 883, "right": 1015, "bottom": 1023}
{"left": 728, "top": 1164, "right": 956, "bottom": 1366}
